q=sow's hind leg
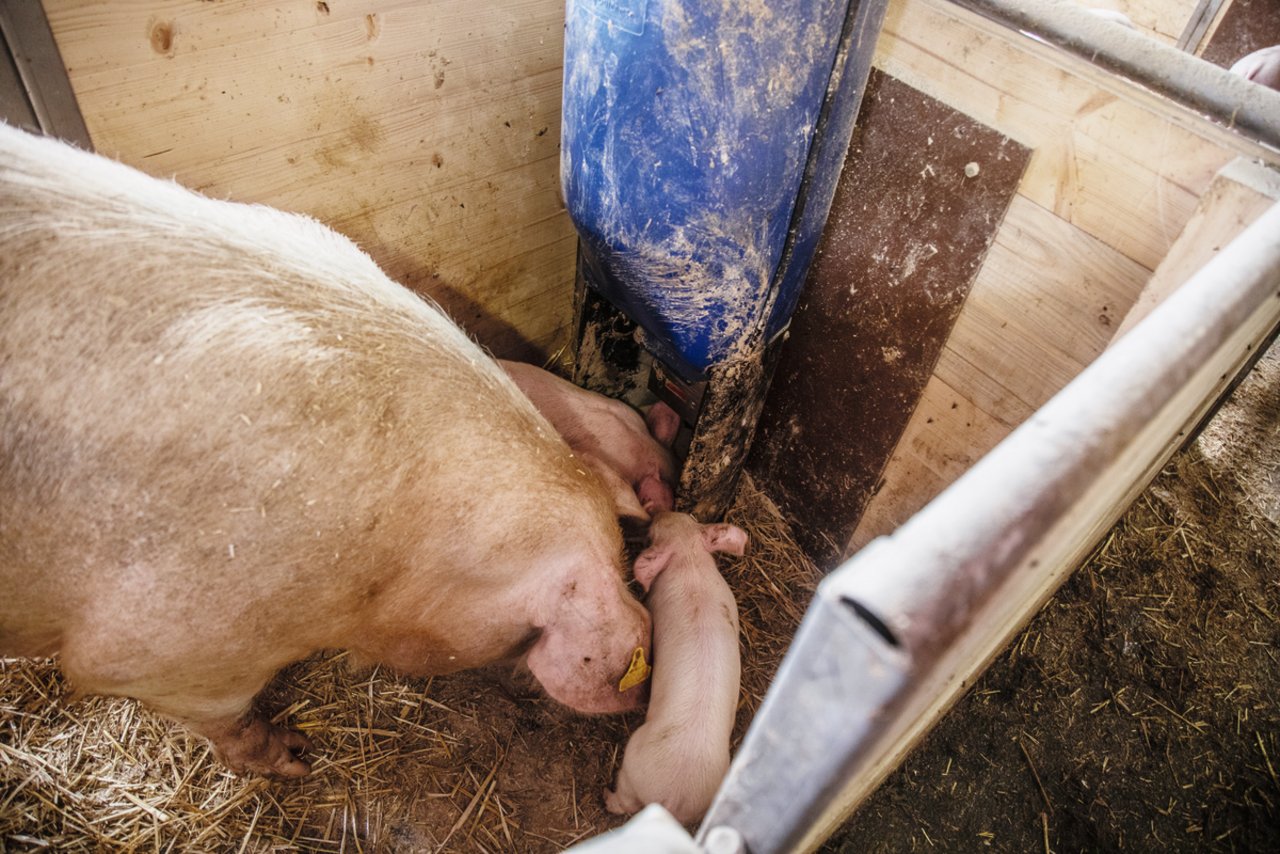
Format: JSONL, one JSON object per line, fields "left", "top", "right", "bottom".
{"left": 59, "top": 629, "right": 313, "bottom": 778}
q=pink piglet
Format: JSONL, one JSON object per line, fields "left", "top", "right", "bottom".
{"left": 604, "top": 511, "right": 748, "bottom": 825}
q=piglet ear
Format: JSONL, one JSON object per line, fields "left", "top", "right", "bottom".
{"left": 701, "top": 522, "right": 748, "bottom": 556}
{"left": 631, "top": 544, "right": 672, "bottom": 592}
{"left": 644, "top": 401, "right": 681, "bottom": 448}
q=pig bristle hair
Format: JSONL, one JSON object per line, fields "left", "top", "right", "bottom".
{"left": 0, "top": 473, "right": 820, "bottom": 849}
{"left": 1, "top": 122, "right": 610, "bottom": 558}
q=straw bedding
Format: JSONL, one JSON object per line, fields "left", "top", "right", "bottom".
{"left": 6, "top": 347, "right": 1276, "bottom": 852}
{"left": 0, "top": 474, "right": 819, "bottom": 852}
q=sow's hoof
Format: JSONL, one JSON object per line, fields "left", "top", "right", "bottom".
{"left": 210, "top": 716, "right": 313, "bottom": 779}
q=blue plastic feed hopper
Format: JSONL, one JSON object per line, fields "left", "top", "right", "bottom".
{"left": 562, "top": 0, "right": 889, "bottom": 515}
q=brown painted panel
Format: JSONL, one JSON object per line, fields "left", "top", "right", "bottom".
{"left": 1201, "top": 0, "right": 1280, "bottom": 70}
{"left": 748, "top": 69, "right": 1030, "bottom": 568}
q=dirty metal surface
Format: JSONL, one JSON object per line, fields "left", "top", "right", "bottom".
{"left": 571, "top": 261, "right": 652, "bottom": 406}
{"left": 573, "top": 266, "right": 785, "bottom": 522}
{"left": 561, "top": 0, "right": 857, "bottom": 379}
{"left": 748, "top": 69, "right": 1031, "bottom": 569}
{"left": 677, "top": 340, "right": 785, "bottom": 521}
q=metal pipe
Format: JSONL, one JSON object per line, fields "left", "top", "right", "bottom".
{"left": 698, "top": 198, "right": 1280, "bottom": 853}
{"left": 0, "top": 2, "right": 91, "bottom": 149}
{"left": 695, "top": 571, "right": 910, "bottom": 854}
{"left": 946, "top": 0, "right": 1280, "bottom": 150}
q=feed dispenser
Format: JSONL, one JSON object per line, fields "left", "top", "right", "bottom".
{"left": 562, "top": 0, "right": 891, "bottom": 518}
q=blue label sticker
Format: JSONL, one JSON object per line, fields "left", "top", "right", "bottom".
{"left": 582, "top": 0, "right": 647, "bottom": 36}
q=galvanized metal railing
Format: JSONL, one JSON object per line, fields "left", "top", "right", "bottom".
{"left": 946, "top": 0, "right": 1280, "bottom": 151}
{"left": 696, "top": 195, "right": 1280, "bottom": 853}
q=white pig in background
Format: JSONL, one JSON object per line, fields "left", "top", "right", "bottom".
{"left": 604, "top": 512, "right": 749, "bottom": 824}
{"left": 0, "top": 122, "right": 652, "bottom": 778}
{"left": 1231, "top": 45, "right": 1280, "bottom": 91}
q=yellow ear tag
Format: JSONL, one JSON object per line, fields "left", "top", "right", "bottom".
{"left": 618, "top": 646, "right": 651, "bottom": 692}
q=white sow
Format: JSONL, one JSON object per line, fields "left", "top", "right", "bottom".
{"left": 0, "top": 123, "right": 652, "bottom": 778}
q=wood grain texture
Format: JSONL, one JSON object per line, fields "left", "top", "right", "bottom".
{"left": 873, "top": 0, "right": 1259, "bottom": 270}
{"left": 846, "top": 195, "right": 1156, "bottom": 551}
{"left": 847, "top": 0, "right": 1280, "bottom": 554}
{"left": 1080, "top": 1, "right": 1203, "bottom": 45}
{"left": 1114, "top": 159, "right": 1280, "bottom": 341}
{"left": 43, "top": 0, "right": 575, "bottom": 359}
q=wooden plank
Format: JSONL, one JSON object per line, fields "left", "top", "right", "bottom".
{"left": 873, "top": 0, "right": 1273, "bottom": 269}
{"left": 748, "top": 70, "right": 1029, "bottom": 568}
{"left": 1177, "top": 0, "right": 1228, "bottom": 52}
{"left": 847, "top": 373, "right": 1010, "bottom": 551}
{"left": 1081, "top": 1, "right": 1202, "bottom": 46}
{"left": 849, "top": 194, "right": 1151, "bottom": 550}
{"left": 1113, "top": 158, "right": 1280, "bottom": 340}
{"left": 43, "top": 0, "right": 576, "bottom": 358}
{"left": 852, "top": 159, "right": 1279, "bottom": 552}
{"left": 964, "top": 195, "right": 1151, "bottom": 365}
{"left": 1193, "top": 0, "right": 1238, "bottom": 57}
{"left": 846, "top": 0, "right": 1278, "bottom": 552}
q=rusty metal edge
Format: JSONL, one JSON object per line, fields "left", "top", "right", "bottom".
{"left": 0, "top": 2, "right": 91, "bottom": 148}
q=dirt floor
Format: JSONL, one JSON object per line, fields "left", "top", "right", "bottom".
{"left": 1, "top": 343, "right": 1275, "bottom": 852}
{"left": 831, "top": 343, "right": 1280, "bottom": 853}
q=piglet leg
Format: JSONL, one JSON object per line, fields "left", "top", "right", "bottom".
{"left": 604, "top": 784, "right": 644, "bottom": 817}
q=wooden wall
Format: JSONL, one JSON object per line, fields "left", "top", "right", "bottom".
{"left": 748, "top": 68, "right": 1032, "bottom": 565}
{"left": 44, "top": 0, "right": 575, "bottom": 361}
{"left": 745, "top": 0, "right": 1280, "bottom": 566}
{"left": 1079, "top": 0, "right": 1259, "bottom": 54}
{"left": 842, "top": 0, "right": 1280, "bottom": 556}
{"left": 1088, "top": 0, "right": 1200, "bottom": 45}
